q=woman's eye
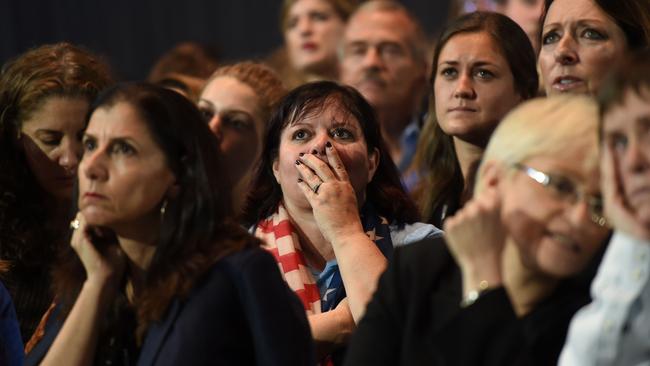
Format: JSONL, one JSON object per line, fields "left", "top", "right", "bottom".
{"left": 542, "top": 31, "right": 560, "bottom": 45}
{"left": 440, "top": 67, "right": 457, "bottom": 79}
{"left": 223, "top": 116, "right": 251, "bottom": 131}
{"left": 610, "top": 134, "right": 628, "bottom": 152}
{"left": 311, "top": 11, "right": 330, "bottom": 22}
{"left": 199, "top": 108, "right": 213, "bottom": 123}
{"left": 582, "top": 28, "right": 606, "bottom": 40}
{"left": 82, "top": 139, "right": 96, "bottom": 153}
{"left": 111, "top": 141, "right": 135, "bottom": 155}
{"left": 332, "top": 128, "right": 353, "bottom": 140}
{"left": 475, "top": 69, "right": 495, "bottom": 80}
{"left": 292, "top": 129, "right": 310, "bottom": 141}
{"left": 549, "top": 176, "right": 576, "bottom": 197}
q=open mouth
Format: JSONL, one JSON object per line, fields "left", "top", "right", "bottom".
{"left": 552, "top": 76, "right": 585, "bottom": 92}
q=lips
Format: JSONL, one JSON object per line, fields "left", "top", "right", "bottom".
{"left": 552, "top": 75, "right": 586, "bottom": 92}
{"left": 82, "top": 192, "right": 107, "bottom": 200}
{"left": 448, "top": 106, "right": 477, "bottom": 113}
{"left": 627, "top": 186, "right": 650, "bottom": 202}
{"left": 301, "top": 42, "right": 317, "bottom": 51}
{"left": 549, "top": 232, "right": 581, "bottom": 253}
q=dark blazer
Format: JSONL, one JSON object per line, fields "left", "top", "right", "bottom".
{"left": 26, "top": 247, "right": 314, "bottom": 366}
{"left": 344, "top": 236, "right": 600, "bottom": 366}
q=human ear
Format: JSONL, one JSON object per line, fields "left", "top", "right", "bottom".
{"left": 367, "top": 147, "right": 380, "bottom": 181}
{"left": 272, "top": 157, "right": 281, "bottom": 184}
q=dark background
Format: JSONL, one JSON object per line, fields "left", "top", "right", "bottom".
{"left": 0, "top": 0, "right": 450, "bottom": 81}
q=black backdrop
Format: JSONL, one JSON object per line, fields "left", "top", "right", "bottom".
{"left": 0, "top": 0, "right": 450, "bottom": 81}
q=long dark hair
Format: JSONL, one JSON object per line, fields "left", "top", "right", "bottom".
{"left": 542, "top": 0, "right": 650, "bottom": 51}
{"left": 54, "top": 83, "right": 259, "bottom": 340}
{"left": 243, "top": 81, "right": 419, "bottom": 225}
{"left": 411, "top": 11, "right": 538, "bottom": 225}
{"left": 0, "top": 43, "right": 112, "bottom": 272}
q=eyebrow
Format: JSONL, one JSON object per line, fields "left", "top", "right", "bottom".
{"left": 83, "top": 133, "right": 139, "bottom": 146}
{"left": 438, "top": 60, "right": 498, "bottom": 67}
{"left": 543, "top": 18, "right": 608, "bottom": 29}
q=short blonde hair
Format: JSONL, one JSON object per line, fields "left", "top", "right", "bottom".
{"left": 476, "top": 95, "right": 599, "bottom": 194}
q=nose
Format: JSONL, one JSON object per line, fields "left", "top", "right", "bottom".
{"left": 566, "top": 199, "right": 592, "bottom": 226}
{"left": 454, "top": 73, "right": 476, "bottom": 99}
{"left": 297, "top": 17, "right": 312, "bottom": 36}
{"left": 81, "top": 148, "right": 108, "bottom": 182}
{"left": 362, "top": 46, "right": 384, "bottom": 70}
{"left": 622, "top": 138, "right": 649, "bottom": 173}
{"left": 59, "top": 138, "right": 82, "bottom": 174}
{"left": 307, "top": 132, "right": 330, "bottom": 156}
{"left": 208, "top": 114, "right": 223, "bottom": 141}
{"left": 553, "top": 34, "right": 579, "bottom": 65}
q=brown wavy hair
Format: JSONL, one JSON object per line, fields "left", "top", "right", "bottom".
{"left": 53, "top": 83, "right": 260, "bottom": 342}
{"left": 242, "top": 80, "right": 419, "bottom": 225}
{"left": 0, "top": 42, "right": 112, "bottom": 272}
{"left": 280, "top": 0, "right": 363, "bottom": 31}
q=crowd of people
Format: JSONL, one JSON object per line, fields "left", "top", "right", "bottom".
{"left": 0, "top": 0, "right": 649, "bottom": 365}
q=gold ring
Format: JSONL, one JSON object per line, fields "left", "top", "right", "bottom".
{"left": 70, "top": 219, "right": 80, "bottom": 230}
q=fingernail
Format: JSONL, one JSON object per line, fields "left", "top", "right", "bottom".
{"left": 299, "top": 152, "right": 304, "bottom": 157}
{"left": 295, "top": 160, "right": 300, "bottom": 165}
{"left": 326, "top": 141, "right": 332, "bottom": 148}
{"left": 311, "top": 149, "right": 318, "bottom": 154}
{"left": 297, "top": 178, "right": 303, "bottom": 183}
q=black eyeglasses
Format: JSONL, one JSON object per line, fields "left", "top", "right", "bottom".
{"left": 513, "top": 163, "right": 607, "bottom": 227}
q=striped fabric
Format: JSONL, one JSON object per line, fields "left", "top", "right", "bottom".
{"left": 254, "top": 204, "right": 322, "bottom": 315}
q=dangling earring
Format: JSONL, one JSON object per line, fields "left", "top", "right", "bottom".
{"left": 160, "top": 198, "right": 168, "bottom": 219}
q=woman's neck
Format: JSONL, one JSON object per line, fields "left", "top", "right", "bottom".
{"left": 502, "top": 241, "right": 559, "bottom": 317}
{"left": 282, "top": 200, "right": 334, "bottom": 270}
{"left": 115, "top": 217, "right": 160, "bottom": 296}
{"left": 453, "top": 137, "right": 484, "bottom": 182}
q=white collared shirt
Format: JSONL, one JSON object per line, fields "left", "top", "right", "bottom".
{"left": 559, "top": 231, "right": 650, "bottom": 366}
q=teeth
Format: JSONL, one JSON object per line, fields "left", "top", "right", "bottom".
{"left": 560, "top": 79, "right": 575, "bottom": 85}
{"left": 551, "top": 234, "right": 580, "bottom": 253}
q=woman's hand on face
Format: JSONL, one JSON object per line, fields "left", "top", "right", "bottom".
{"left": 70, "top": 212, "right": 125, "bottom": 287}
{"left": 601, "top": 144, "right": 650, "bottom": 240}
{"left": 444, "top": 186, "right": 505, "bottom": 293}
{"left": 295, "top": 144, "right": 364, "bottom": 243}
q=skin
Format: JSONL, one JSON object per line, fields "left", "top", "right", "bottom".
{"left": 20, "top": 96, "right": 89, "bottom": 201}
{"left": 434, "top": 31, "right": 522, "bottom": 148}
{"left": 272, "top": 104, "right": 379, "bottom": 210}
{"left": 43, "top": 101, "right": 177, "bottom": 366}
{"left": 601, "top": 88, "right": 650, "bottom": 239}
{"left": 79, "top": 102, "right": 176, "bottom": 240}
{"left": 285, "top": 0, "right": 345, "bottom": 76}
{"left": 538, "top": 0, "right": 627, "bottom": 95}
{"left": 340, "top": 9, "right": 426, "bottom": 117}
{"left": 446, "top": 147, "right": 609, "bottom": 315}
{"left": 198, "top": 76, "right": 265, "bottom": 211}
{"left": 271, "top": 101, "right": 384, "bottom": 355}
{"left": 501, "top": 0, "right": 544, "bottom": 52}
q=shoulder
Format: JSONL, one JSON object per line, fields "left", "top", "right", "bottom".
{"left": 389, "top": 221, "right": 443, "bottom": 247}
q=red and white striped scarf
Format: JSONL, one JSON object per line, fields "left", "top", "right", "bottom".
{"left": 253, "top": 204, "right": 322, "bottom": 315}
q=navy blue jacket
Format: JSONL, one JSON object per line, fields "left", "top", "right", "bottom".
{"left": 27, "top": 247, "right": 314, "bottom": 366}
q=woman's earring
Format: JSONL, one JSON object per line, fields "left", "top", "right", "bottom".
{"left": 160, "top": 198, "right": 168, "bottom": 218}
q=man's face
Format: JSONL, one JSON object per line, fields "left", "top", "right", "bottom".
{"left": 339, "top": 10, "right": 426, "bottom": 115}
{"left": 602, "top": 87, "right": 650, "bottom": 228}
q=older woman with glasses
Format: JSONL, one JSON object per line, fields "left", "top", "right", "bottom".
{"left": 345, "top": 95, "right": 610, "bottom": 365}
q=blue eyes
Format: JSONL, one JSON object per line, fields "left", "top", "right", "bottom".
{"left": 439, "top": 68, "right": 495, "bottom": 80}
{"left": 542, "top": 28, "right": 608, "bottom": 45}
